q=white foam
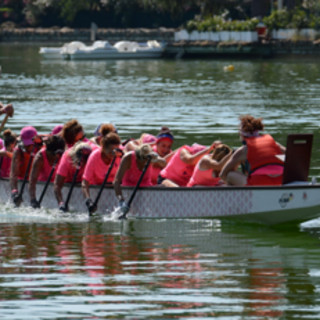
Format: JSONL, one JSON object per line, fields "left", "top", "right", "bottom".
{"left": 300, "top": 217, "right": 320, "bottom": 229}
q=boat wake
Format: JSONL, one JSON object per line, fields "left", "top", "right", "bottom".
{"left": 0, "top": 202, "right": 90, "bottom": 223}
{"left": 300, "top": 217, "right": 320, "bottom": 230}
{"left": 106, "top": 206, "right": 123, "bottom": 221}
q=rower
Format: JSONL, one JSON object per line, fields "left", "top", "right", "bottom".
{"left": 29, "top": 135, "right": 65, "bottom": 208}
{"left": 60, "top": 119, "right": 87, "bottom": 149}
{"left": 158, "top": 141, "right": 219, "bottom": 187}
{"left": 150, "top": 126, "right": 175, "bottom": 185}
{"left": 82, "top": 132, "right": 122, "bottom": 214}
{"left": 187, "top": 144, "right": 232, "bottom": 187}
{"left": 0, "top": 129, "right": 17, "bottom": 178}
{"left": 10, "top": 126, "right": 42, "bottom": 206}
{"left": 114, "top": 144, "right": 165, "bottom": 214}
{"left": 219, "top": 115, "right": 286, "bottom": 186}
{"left": 90, "top": 123, "right": 118, "bottom": 146}
{"left": 54, "top": 142, "right": 92, "bottom": 211}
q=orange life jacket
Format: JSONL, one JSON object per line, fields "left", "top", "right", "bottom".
{"left": 245, "top": 134, "right": 283, "bottom": 174}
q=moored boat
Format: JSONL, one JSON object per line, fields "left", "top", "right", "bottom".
{"left": 64, "top": 40, "right": 165, "bottom": 60}
{"left": 1, "top": 178, "right": 320, "bottom": 225}
{"left": 39, "top": 40, "right": 165, "bottom": 60}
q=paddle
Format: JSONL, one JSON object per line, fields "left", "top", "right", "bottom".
{"left": 62, "top": 159, "right": 81, "bottom": 212}
{"left": 88, "top": 155, "right": 117, "bottom": 216}
{"left": 14, "top": 144, "right": 36, "bottom": 207}
{"left": 118, "top": 155, "right": 152, "bottom": 220}
{"left": 37, "top": 149, "right": 64, "bottom": 207}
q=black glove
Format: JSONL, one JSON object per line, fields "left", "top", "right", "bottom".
{"left": 85, "top": 198, "right": 97, "bottom": 214}
{"left": 11, "top": 190, "right": 22, "bottom": 207}
{"left": 59, "top": 202, "right": 67, "bottom": 212}
{"left": 30, "top": 198, "right": 40, "bottom": 209}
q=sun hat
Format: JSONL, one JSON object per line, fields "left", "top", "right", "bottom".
{"left": 20, "top": 126, "right": 38, "bottom": 146}
{"left": 51, "top": 124, "right": 63, "bottom": 135}
{"left": 141, "top": 133, "right": 157, "bottom": 144}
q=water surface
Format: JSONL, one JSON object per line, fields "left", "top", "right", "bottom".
{"left": 1, "top": 44, "right": 320, "bottom": 319}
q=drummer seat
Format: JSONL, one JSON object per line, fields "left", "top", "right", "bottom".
{"left": 282, "top": 133, "right": 313, "bottom": 184}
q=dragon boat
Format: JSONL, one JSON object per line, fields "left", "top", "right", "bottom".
{"left": 0, "top": 179, "right": 320, "bottom": 225}
{"left": 1, "top": 133, "right": 319, "bottom": 225}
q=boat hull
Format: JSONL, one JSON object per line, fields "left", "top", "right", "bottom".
{"left": 1, "top": 178, "right": 320, "bottom": 224}
{"left": 65, "top": 50, "right": 163, "bottom": 60}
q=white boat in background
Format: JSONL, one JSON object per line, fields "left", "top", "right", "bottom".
{"left": 39, "top": 41, "right": 86, "bottom": 59}
{"left": 39, "top": 40, "right": 165, "bottom": 60}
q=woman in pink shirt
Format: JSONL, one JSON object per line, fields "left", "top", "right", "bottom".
{"left": 0, "top": 129, "right": 17, "bottom": 178}
{"left": 61, "top": 119, "right": 87, "bottom": 149}
{"left": 29, "top": 135, "right": 66, "bottom": 208}
{"left": 151, "top": 126, "right": 175, "bottom": 185}
{"left": 159, "top": 141, "right": 220, "bottom": 187}
{"left": 114, "top": 144, "right": 165, "bottom": 209}
{"left": 54, "top": 141, "right": 92, "bottom": 210}
{"left": 187, "top": 144, "right": 232, "bottom": 187}
{"left": 82, "top": 133, "right": 122, "bottom": 213}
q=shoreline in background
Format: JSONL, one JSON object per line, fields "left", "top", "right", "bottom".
{"left": 1, "top": 27, "right": 320, "bottom": 58}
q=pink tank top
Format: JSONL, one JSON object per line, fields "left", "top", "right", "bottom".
{"left": 38, "top": 148, "right": 58, "bottom": 182}
{"left": 159, "top": 145, "right": 195, "bottom": 187}
{"left": 0, "top": 148, "right": 12, "bottom": 178}
{"left": 122, "top": 151, "right": 152, "bottom": 187}
{"left": 56, "top": 150, "right": 85, "bottom": 183}
{"left": 187, "top": 161, "right": 220, "bottom": 187}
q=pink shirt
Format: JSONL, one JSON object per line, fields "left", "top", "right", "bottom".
{"left": 0, "top": 148, "right": 11, "bottom": 178}
{"left": 160, "top": 145, "right": 195, "bottom": 187}
{"left": 37, "top": 148, "right": 60, "bottom": 182}
{"left": 82, "top": 147, "right": 120, "bottom": 185}
{"left": 56, "top": 149, "right": 86, "bottom": 183}
{"left": 122, "top": 151, "right": 153, "bottom": 187}
{"left": 187, "top": 161, "right": 220, "bottom": 187}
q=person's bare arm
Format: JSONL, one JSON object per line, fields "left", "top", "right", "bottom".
{"left": 200, "top": 152, "right": 232, "bottom": 171}
{"left": 276, "top": 142, "right": 286, "bottom": 154}
{"left": 219, "top": 146, "right": 246, "bottom": 182}
{"left": 81, "top": 179, "right": 91, "bottom": 199}
{"left": 10, "top": 148, "right": 21, "bottom": 191}
{"left": 113, "top": 154, "right": 131, "bottom": 201}
{"left": 180, "top": 141, "right": 219, "bottom": 165}
{"left": 53, "top": 174, "right": 65, "bottom": 205}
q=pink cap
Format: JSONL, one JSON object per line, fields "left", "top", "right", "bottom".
{"left": 51, "top": 125, "right": 63, "bottom": 135}
{"left": 21, "top": 126, "right": 38, "bottom": 146}
{"left": 141, "top": 134, "right": 157, "bottom": 144}
{"left": 189, "top": 143, "right": 207, "bottom": 154}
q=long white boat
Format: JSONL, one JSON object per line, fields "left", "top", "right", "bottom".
{"left": 1, "top": 178, "right": 320, "bottom": 225}
{"left": 39, "top": 40, "right": 165, "bottom": 60}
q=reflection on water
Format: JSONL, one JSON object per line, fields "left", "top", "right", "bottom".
{"left": 1, "top": 44, "right": 320, "bottom": 319}
{"left": 1, "top": 218, "right": 320, "bottom": 319}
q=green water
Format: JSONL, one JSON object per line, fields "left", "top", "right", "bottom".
{"left": 1, "top": 44, "right": 320, "bottom": 319}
